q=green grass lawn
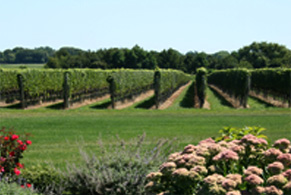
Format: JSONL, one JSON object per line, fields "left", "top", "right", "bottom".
{"left": 0, "top": 84, "right": 290, "bottom": 168}
{"left": 0, "top": 63, "right": 44, "bottom": 69}
{"left": 0, "top": 107, "right": 290, "bottom": 168}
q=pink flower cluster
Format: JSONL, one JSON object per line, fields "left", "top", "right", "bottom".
{"left": 145, "top": 135, "right": 291, "bottom": 195}
{"left": 274, "top": 138, "right": 291, "bottom": 152}
{"left": 240, "top": 134, "right": 268, "bottom": 146}
{"left": 213, "top": 149, "right": 239, "bottom": 162}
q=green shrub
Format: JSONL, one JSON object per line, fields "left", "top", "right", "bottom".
{"left": 0, "top": 181, "right": 40, "bottom": 195}
{"left": 215, "top": 126, "right": 268, "bottom": 142}
{"left": 60, "top": 134, "right": 177, "bottom": 195}
{"left": 21, "top": 164, "right": 64, "bottom": 194}
{"left": 195, "top": 67, "right": 207, "bottom": 108}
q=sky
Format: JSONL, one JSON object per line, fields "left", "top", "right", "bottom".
{"left": 0, "top": 0, "right": 290, "bottom": 54}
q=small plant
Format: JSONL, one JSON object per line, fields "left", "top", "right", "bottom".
{"left": 0, "top": 127, "right": 32, "bottom": 180}
{"left": 0, "top": 181, "right": 40, "bottom": 195}
{"left": 215, "top": 126, "right": 268, "bottom": 142}
{"left": 22, "top": 164, "right": 64, "bottom": 194}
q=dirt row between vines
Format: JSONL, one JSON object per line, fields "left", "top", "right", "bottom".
{"left": 113, "top": 90, "right": 154, "bottom": 109}
{"left": 1, "top": 82, "right": 215, "bottom": 110}
{"left": 0, "top": 82, "right": 211, "bottom": 110}
{"left": 249, "top": 91, "right": 289, "bottom": 108}
{"left": 193, "top": 84, "right": 210, "bottom": 110}
{"left": 208, "top": 84, "right": 249, "bottom": 109}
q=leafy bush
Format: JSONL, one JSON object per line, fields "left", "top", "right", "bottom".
{"left": 59, "top": 134, "right": 177, "bottom": 195}
{"left": 215, "top": 126, "right": 268, "bottom": 142}
{"left": 145, "top": 128, "right": 291, "bottom": 194}
{"left": 195, "top": 67, "right": 207, "bottom": 108}
{"left": 27, "top": 134, "right": 177, "bottom": 195}
{"left": 0, "top": 181, "right": 40, "bottom": 195}
{"left": 21, "top": 164, "right": 64, "bottom": 194}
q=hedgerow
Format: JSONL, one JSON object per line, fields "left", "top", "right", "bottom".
{"left": 208, "top": 69, "right": 250, "bottom": 108}
{"left": 250, "top": 68, "right": 291, "bottom": 107}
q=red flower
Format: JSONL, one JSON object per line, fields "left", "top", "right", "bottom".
{"left": 16, "top": 162, "right": 24, "bottom": 168}
{"left": 17, "top": 140, "right": 23, "bottom": 145}
{"left": 14, "top": 168, "right": 21, "bottom": 175}
{"left": 26, "top": 140, "right": 32, "bottom": 145}
{"left": 0, "top": 157, "right": 6, "bottom": 162}
{"left": 4, "top": 136, "right": 9, "bottom": 141}
{"left": 11, "top": 134, "right": 19, "bottom": 140}
{"left": 21, "top": 185, "right": 25, "bottom": 188}
{"left": 20, "top": 144, "right": 27, "bottom": 151}
{"left": 9, "top": 151, "right": 15, "bottom": 156}
{"left": 26, "top": 183, "right": 31, "bottom": 188}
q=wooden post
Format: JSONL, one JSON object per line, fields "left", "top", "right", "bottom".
{"left": 107, "top": 75, "right": 116, "bottom": 109}
{"left": 289, "top": 87, "right": 291, "bottom": 108}
{"left": 63, "top": 72, "right": 70, "bottom": 109}
{"left": 154, "top": 71, "right": 161, "bottom": 109}
{"left": 242, "top": 74, "right": 251, "bottom": 108}
{"left": 17, "top": 74, "right": 26, "bottom": 109}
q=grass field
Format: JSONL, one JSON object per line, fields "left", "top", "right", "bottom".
{"left": 0, "top": 63, "right": 44, "bottom": 69}
{"left": 0, "top": 84, "right": 290, "bottom": 168}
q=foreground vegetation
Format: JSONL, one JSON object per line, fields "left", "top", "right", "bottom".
{"left": 0, "top": 118, "right": 290, "bottom": 194}
{"left": 146, "top": 131, "right": 291, "bottom": 194}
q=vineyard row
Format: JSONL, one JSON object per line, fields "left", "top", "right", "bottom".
{"left": 0, "top": 68, "right": 191, "bottom": 109}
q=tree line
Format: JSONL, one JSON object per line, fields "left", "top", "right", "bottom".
{"left": 1, "top": 42, "right": 290, "bottom": 73}
{"left": 0, "top": 47, "right": 54, "bottom": 64}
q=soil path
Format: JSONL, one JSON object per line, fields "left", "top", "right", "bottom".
{"left": 158, "top": 82, "right": 191, "bottom": 110}
{"left": 203, "top": 98, "right": 211, "bottom": 109}
{"left": 208, "top": 84, "right": 249, "bottom": 109}
{"left": 0, "top": 100, "right": 64, "bottom": 110}
{"left": 194, "top": 85, "right": 210, "bottom": 109}
{"left": 0, "top": 101, "right": 20, "bottom": 108}
{"left": 26, "top": 100, "right": 63, "bottom": 110}
{"left": 0, "top": 95, "right": 111, "bottom": 110}
{"left": 112, "top": 90, "right": 155, "bottom": 110}
{"left": 249, "top": 91, "right": 289, "bottom": 108}
{"left": 68, "top": 94, "right": 110, "bottom": 110}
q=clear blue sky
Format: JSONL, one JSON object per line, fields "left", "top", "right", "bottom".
{"left": 0, "top": 0, "right": 290, "bottom": 54}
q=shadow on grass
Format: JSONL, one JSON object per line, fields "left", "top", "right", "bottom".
{"left": 90, "top": 100, "right": 112, "bottom": 109}
{"left": 248, "top": 96, "right": 275, "bottom": 108}
{"left": 180, "top": 82, "right": 195, "bottom": 108}
{"left": 209, "top": 87, "right": 233, "bottom": 108}
{"left": 46, "top": 102, "right": 64, "bottom": 110}
{"left": 2, "top": 103, "right": 22, "bottom": 109}
{"left": 135, "top": 96, "right": 155, "bottom": 109}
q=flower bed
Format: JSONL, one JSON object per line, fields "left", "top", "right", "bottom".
{"left": 145, "top": 134, "right": 291, "bottom": 194}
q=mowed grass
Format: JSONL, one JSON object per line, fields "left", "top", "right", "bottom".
{"left": 0, "top": 83, "right": 290, "bottom": 168}
{"left": 0, "top": 63, "right": 44, "bottom": 69}
{"left": 0, "top": 108, "right": 290, "bottom": 168}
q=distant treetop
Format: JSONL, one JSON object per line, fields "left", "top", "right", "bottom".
{"left": 1, "top": 42, "right": 290, "bottom": 73}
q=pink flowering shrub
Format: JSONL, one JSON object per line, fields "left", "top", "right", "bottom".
{"left": 145, "top": 128, "right": 291, "bottom": 194}
{"left": 0, "top": 127, "right": 32, "bottom": 181}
